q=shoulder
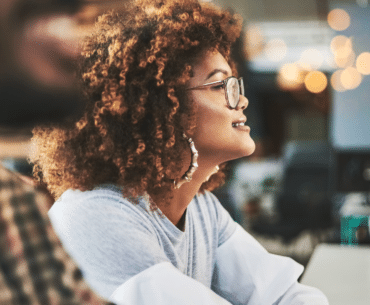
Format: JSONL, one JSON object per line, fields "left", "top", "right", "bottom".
{"left": 50, "top": 184, "right": 151, "bottom": 225}
{"left": 192, "top": 191, "right": 236, "bottom": 246}
{"left": 48, "top": 184, "right": 168, "bottom": 299}
{"left": 194, "top": 190, "right": 232, "bottom": 221}
{"left": 193, "top": 190, "right": 220, "bottom": 211}
{"left": 49, "top": 184, "right": 157, "bottom": 249}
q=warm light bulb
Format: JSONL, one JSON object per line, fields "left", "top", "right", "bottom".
{"left": 356, "top": 52, "right": 370, "bottom": 75}
{"left": 340, "top": 67, "right": 362, "bottom": 89}
{"left": 304, "top": 71, "right": 327, "bottom": 93}
{"left": 277, "top": 63, "right": 304, "bottom": 90}
{"left": 330, "top": 35, "right": 352, "bottom": 54}
{"left": 327, "top": 9, "right": 351, "bottom": 31}
{"left": 330, "top": 70, "right": 346, "bottom": 92}
{"left": 335, "top": 51, "right": 355, "bottom": 68}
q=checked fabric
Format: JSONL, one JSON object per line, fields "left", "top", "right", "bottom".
{"left": 0, "top": 165, "right": 112, "bottom": 305}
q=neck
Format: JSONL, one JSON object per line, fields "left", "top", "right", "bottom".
{"left": 155, "top": 159, "right": 218, "bottom": 230}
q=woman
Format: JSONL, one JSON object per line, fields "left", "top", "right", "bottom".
{"left": 31, "top": 0, "right": 328, "bottom": 304}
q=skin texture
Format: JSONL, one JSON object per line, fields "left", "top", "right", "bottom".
{"left": 190, "top": 50, "right": 255, "bottom": 165}
{"left": 158, "top": 50, "right": 255, "bottom": 228}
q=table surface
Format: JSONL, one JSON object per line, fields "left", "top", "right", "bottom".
{"left": 301, "top": 244, "right": 370, "bottom": 305}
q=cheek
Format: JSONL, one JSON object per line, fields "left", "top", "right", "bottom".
{"left": 193, "top": 102, "right": 232, "bottom": 146}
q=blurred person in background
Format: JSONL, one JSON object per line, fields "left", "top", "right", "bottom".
{"left": 0, "top": 0, "right": 111, "bottom": 303}
{"left": 0, "top": 0, "right": 83, "bottom": 127}
{"left": 31, "top": 0, "right": 329, "bottom": 304}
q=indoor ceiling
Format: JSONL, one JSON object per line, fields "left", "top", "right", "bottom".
{"left": 213, "top": 0, "right": 366, "bottom": 22}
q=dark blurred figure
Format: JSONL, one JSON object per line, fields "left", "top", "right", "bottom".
{"left": 0, "top": 0, "right": 82, "bottom": 127}
{"left": 0, "top": 0, "right": 113, "bottom": 303}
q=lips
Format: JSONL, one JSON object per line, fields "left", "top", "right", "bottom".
{"left": 232, "top": 117, "right": 251, "bottom": 132}
{"left": 232, "top": 118, "right": 247, "bottom": 127}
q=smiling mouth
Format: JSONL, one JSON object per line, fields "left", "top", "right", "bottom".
{"left": 232, "top": 122, "right": 245, "bottom": 127}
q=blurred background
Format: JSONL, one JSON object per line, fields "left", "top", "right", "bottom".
{"left": 1, "top": 0, "right": 370, "bottom": 292}
{"left": 206, "top": 0, "right": 370, "bottom": 268}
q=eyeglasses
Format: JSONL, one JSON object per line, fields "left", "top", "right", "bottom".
{"left": 187, "top": 76, "right": 244, "bottom": 109}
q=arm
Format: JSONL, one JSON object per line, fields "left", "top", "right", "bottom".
{"left": 110, "top": 262, "right": 232, "bottom": 305}
{"left": 211, "top": 223, "right": 329, "bottom": 305}
{"left": 273, "top": 282, "right": 329, "bottom": 305}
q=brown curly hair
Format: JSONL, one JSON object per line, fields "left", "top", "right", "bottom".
{"left": 30, "top": 0, "right": 242, "bottom": 205}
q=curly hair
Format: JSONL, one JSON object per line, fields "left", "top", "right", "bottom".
{"left": 30, "top": 0, "right": 242, "bottom": 205}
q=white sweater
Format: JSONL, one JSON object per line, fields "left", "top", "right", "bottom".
{"left": 49, "top": 184, "right": 329, "bottom": 305}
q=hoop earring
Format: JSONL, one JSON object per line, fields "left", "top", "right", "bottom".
{"left": 173, "top": 134, "right": 198, "bottom": 189}
{"left": 206, "top": 165, "right": 219, "bottom": 182}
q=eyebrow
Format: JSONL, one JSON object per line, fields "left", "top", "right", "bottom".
{"left": 205, "top": 69, "right": 230, "bottom": 81}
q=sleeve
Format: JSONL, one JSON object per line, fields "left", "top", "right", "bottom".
{"left": 273, "top": 282, "right": 329, "bottom": 305}
{"left": 211, "top": 222, "right": 329, "bottom": 305}
{"left": 110, "top": 262, "right": 232, "bottom": 305}
{"left": 49, "top": 193, "right": 168, "bottom": 299}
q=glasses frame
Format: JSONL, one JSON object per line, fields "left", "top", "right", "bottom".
{"left": 187, "top": 76, "right": 244, "bottom": 109}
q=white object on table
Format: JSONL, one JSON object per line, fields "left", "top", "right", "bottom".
{"left": 301, "top": 244, "right": 370, "bottom": 305}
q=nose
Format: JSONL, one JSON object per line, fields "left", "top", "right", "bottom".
{"left": 237, "top": 95, "right": 248, "bottom": 111}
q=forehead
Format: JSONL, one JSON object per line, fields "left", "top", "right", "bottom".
{"left": 191, "top": 50, "right": 232, "bottom": 80}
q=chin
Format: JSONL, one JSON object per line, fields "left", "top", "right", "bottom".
{"left": 224, "top": 142, "right": 256, "bottom": 163}
{"left": 239, "top": 137, "right": 256, "bottom": 157}
{"left": 239, "top": 147, "right": 256, "bottom": 159}
{"left": 246, "top": 141, "right": 257, "bottom": 156}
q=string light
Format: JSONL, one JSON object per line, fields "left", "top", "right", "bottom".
{"left": 304, "top": 71, "right": 328, "bottom": 93}
{"left": 356, "top": 52, "right": 370, "bottom": 75}
{"left": 330, "top": 70, "right": 346, "bottom": 92}
{"left": 340, "top": 67, "right": 362, "bottom": 89}
{"left": 330, "top": 36, "right": 352, "bottom": 54}
{"left": 327, "top": 9, "right": 351, "bottom": 31}
{"left": 277, "top": 63, "right": 304, "bottom": 90}
{"left": 335, "top": 50, "right": 355, "bottom": 68}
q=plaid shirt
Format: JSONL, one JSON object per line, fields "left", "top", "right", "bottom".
{"left": 0, "top": 165, "right": 113, "bottom": 305}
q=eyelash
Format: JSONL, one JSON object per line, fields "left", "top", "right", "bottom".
{"left": 211, "top": 84, "right": 224, "bottom": 90}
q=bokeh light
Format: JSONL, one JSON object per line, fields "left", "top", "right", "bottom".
{"left": 265, "top": 38, "right": 288, "bottom": 62}
{"left": 330, "top": 35, "right": 354, "bottom": 68}
{"left": 277, "top": 63, "right": 304, "bottom": 90}
{"left": 245, "top": 25, "right": 264, "bottom": 60}
{"left": 356, "top": 52, "right": 370, "bottom": 75}
{"left": 334, "top": 44, "right": 353, "bottom": 60}
{"left": 304, "top": 71, "right": 328, "bottom": 93}
{"left": 335, "top": 50, "right": 356, "bottom": 68}
{"left": 331, "top": 70, "right": 346, "bottom": 92}
{"left": 327, "top": 9, "right": 351, "bottom": 31}
{"left": 330, "top": 35, "right": 352, "bottom": 54}
{"left": 300, "top": 49, "right": 324, "bottom": 70}
{"left": 297, "top": 61, "right": 312, "bottom": 71}
{"left": 340, "top": 67, "right": 362, "bottom": 89}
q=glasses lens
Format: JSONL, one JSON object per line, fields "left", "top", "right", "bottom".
{"left": 240, "top": 78, "right": 245, "bottom": 96}
{"left": 226, "top": 77, "right": 240, "bottom": 108}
